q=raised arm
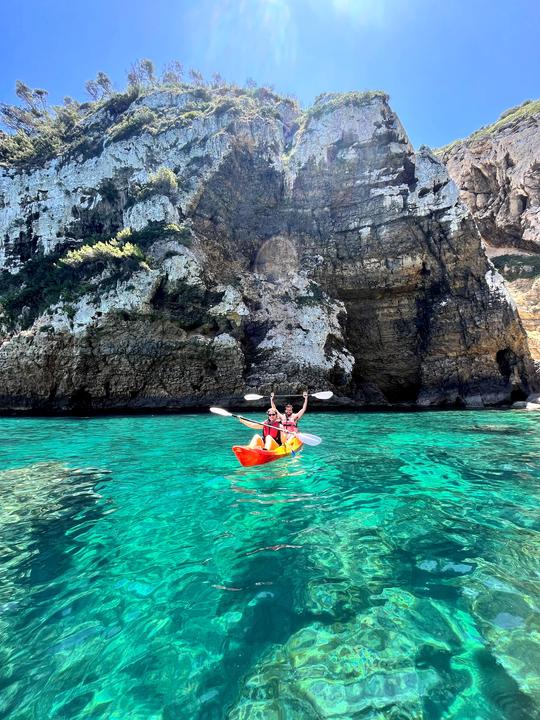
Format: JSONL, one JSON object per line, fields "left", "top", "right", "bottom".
{"left": 271, "top": 392, "right": 286, "bottom": 422}
{"left": 294, "top": 391, "right": 309, "bottom": 421}
{"left": 238, "top": 417, "right": 264, "bottom": 430}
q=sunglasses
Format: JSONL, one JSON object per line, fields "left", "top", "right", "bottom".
{"left": 267, "top": 412, "right": 277, "bottom": 416}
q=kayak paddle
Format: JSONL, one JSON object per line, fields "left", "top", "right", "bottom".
{"left": 244, "top": 390, "right": 334, "bottom": 401}
{"left": 209, "top": 407, "right": 322, "bottom": 446}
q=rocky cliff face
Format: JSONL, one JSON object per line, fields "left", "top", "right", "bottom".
{"left": 439, "top": 101, "right": 540, "bottom": 357}
{"left": 0, "top": 87, "right": 533, "bottom": 411}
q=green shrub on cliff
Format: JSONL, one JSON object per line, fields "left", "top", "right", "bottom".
{"left": 492, "top": 253, "right": 540, "bottom": 281}
{"left": 0, "top": 228, "right": 150, "bottom": 329}
{"left": 0, "top": 83, "right": 84, "bottom": 165}
{"left": 60, "top": 237, "right": 145, "bottom": 268}
{"left": 129, "top": 167, "right": 179, "bottom": 205}
{"left": 0, "top": 221, "right": 195, "bottom": 329}
{"left": 60, "top": 226, "right": 151, "bottom": 270}
{"left": 177, "top": 108, "right": 205, "bottom": 125}
{"left": 85, "top": 222, "right": 193, "bottom": 250}
{"left": 469, "top": 98, "right": 540, "bottom": 140}
{"left": 0, "top": 129, "right": 37, "bottom": 164}
{"left": 107, "top": 107, "right": 158, "bottom": 143}
{"left": 0, "top": 253, "right": 90, "bottom": 329}
{"left": 0, "top": 124, "right": 63, "bottom": 165}
{"left": 116, "top": 227, "right": 133, "bottom": 242}
{"left": 101, "top": 86, "right": 140, "bottom": 117}
{"left": 125, "top": 222, "right": 193, "bottom": 247}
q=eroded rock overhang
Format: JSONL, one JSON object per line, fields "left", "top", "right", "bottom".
{"left": 0, "top": 89, "right": 534, "bottom": 411}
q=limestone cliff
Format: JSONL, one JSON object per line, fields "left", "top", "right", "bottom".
{"left": 0, "top": 86, "right": 533, "bottom": 411}
{"left": 439, "top": 100, "right": 540, "bottom": 357}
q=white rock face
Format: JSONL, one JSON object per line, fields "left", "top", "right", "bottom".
{"left": 247, "top": 274, "right": 354, "bottom": 380}
{"left": 162, "top": 250, "right": 205, "bottom": 287}
{"left": 285, "top": 97, "right": 407, "bottom": 188}
{"left": 209, "top": 287, "right": 250, "bottom": 325}
{"left": 442, "top": 112, "right": 540, "bottom": 251}
{"left": 0, "top": 106, "right": 283, "bottom": 270}
{"left": 133, "top": 89, "right": 204, "bottom": 111}
{"left": 0, "top": 88, "right": 534, "bottom": 411}
{"left": 440, "top": 109, "right": 540, "bottom": 360}
{"left": 485, "top": 267, "right": 518, "bottom": 309}
{"left": 409, "top": 148, "right": 461, "bottom": 215}
{"left": 124, "top": 195, "right": 179, "bottom": 231}
{"left": 45, "top": 267, "right": 161, "bottom": 335}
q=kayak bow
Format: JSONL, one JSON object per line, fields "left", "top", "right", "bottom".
{"left": 232, "top": 436, "right": 303, "bottom": 467}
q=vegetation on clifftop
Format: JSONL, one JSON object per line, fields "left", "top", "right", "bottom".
{"left": 0, "top": 60, "right": 299, "bottom": 168}
{"left": 308, "top": 90, "right": 389, "bottom": 120}
{"left": 281, "top": 90, "right": 389, "bottom": 156}
{"left": 436, "top": 98, "right": 540, "bottom": 155}
{"left": 0, "top": 61, "right": 390, "bottom": 169}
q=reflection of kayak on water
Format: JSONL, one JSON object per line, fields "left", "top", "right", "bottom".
{"left": 232, "top": 436, "right": 303, "bottom": 467}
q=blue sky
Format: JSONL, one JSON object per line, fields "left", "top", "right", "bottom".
{"left": 1, "top": 0, "right": 539, "bottom": 148}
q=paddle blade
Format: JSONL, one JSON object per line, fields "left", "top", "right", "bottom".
{"left": 210, "top": 407, "right": 232, "bottom": 417}
{"left": 297, "top": 432, "right": 322, "bottom": 447}
{"left": 312, "top": 391, "right": 333, "bottom": 400}
{"left": 244, "top": 393, "right": 264, "bottom": 401}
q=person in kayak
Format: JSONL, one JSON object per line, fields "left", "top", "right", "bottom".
{"left": 271, "top": 391, "right": 308, "bottom": 445}
{"left": 238, "top": 408, "right": 283, "bottom": 450}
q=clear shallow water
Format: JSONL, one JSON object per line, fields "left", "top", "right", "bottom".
{"left": 1, "top": 410, "right": 540, "bottom": 719}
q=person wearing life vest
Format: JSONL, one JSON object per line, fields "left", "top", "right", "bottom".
{"left": 271, "top": 391, "right": 308, "bottom": 446}
{"left": 237, "top": 408, "right": 283, "bottom": 450}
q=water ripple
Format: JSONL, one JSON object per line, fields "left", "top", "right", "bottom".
{"left": 0, "top": 411, "right": 539, "bottom": 718}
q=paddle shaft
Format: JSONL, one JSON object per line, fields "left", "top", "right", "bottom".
{"left": 243, "top": 391, "right": 332, "bottom": 401}
{"left": 232, "top": 413, "right": 316, "bottom": 444}
{"left": 233, "top": 413, "right": 293, "bottom": 433}
{"left": 274, "top": 393, "right": 313, "bottom": 398}
{"left": 209, "top": 407, "right": 321, "bottom": 446}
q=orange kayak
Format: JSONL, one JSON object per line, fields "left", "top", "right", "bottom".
{"left": 232, "top": 437, "right": 303, "bottom": 467}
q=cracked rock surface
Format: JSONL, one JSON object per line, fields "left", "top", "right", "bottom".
{"left": 440, "top": 107, "right": 540, "bottom": 360}
{"left": 0, "top": 90, "right": 534, "bottom": 411}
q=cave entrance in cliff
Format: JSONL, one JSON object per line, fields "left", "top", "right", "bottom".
{"left": 383, "top": 383, "right": 422, "bottom": 404}
{"left": 496, "top": 347, "right": 527, "bottom": 401}
{"left": 70, "top": 388, "right": 92, "bottom": 412}
{"left": 253, "top": 236, "right": 299, "bottom": 281}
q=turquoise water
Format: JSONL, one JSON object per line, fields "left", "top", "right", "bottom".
{"left": 1, "top": 410, "right": 540, "bottom": 719}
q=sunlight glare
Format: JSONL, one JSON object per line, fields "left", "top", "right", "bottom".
{"left": 330, "top": 0, "right": 387, "bottom": 26}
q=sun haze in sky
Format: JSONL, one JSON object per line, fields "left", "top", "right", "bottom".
{"left": 1, "top": 0, "right": 539, "bottom": 148}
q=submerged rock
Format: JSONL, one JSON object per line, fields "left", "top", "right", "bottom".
{"left": 228, "top": 591, "right": 461, "bottom": 719}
